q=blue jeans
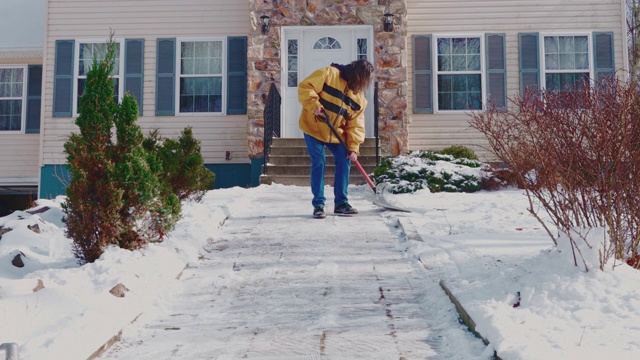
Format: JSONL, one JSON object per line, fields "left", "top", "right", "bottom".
{"left": 304, "top": 133, "right": 351, "bottom": 208}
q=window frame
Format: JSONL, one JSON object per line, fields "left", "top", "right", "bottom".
{"left": 176, "top": 36, "right": 227, "bottom": 115}
{"left": 432, "top": 34, "right": 486, "bottom": 113}
{"left": 540, "top": 32, "right": 593, "bottom": 91}
{"left": 72, "top": 38, "right": 125, "bottom": 117}
{"left": 0, "top": 65, "right": 27, "bottom": 133}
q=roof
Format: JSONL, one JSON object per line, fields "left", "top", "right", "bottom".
{"left": 0, "top": 48, "right": 43, "bottom": 60}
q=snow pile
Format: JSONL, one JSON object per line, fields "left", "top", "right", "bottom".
{"left": 0, "top": 194, "right": 229, "bottom": 359}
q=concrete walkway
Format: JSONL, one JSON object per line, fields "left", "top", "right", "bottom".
{"left": 99, "top": 185, "right": 486, "bottom": 359}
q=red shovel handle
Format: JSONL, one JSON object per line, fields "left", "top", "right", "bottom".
{"left": 353, "top": 159, "right": 377, "bottom": 192}
{"left": 317, "top": 109, "right": 377, "bottom": 192}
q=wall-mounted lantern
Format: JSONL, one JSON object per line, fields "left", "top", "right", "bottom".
{"left": 260, "top": 14, "right": 271, "bottom": 35}
{"left": 383, "top": 12, "right": 394, "bottom": 32}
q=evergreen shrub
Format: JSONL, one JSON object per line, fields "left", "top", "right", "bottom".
{"left": 373, "top": 147, "right": 488, "bottom": 194}
{"left": 63, "top": 37, "right": 215, "bottom": 263}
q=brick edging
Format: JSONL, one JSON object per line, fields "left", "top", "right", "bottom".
{"left": 438, "top": 281, "right": 502, "bottom": 360}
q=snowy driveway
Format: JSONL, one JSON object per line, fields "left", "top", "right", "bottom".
{"left": 99, "top": 185, "right": 487, "bottom": 359}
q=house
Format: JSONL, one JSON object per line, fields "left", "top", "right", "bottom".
{"left": 0, "top": 0, "right": 45, "bottom": 214}
{"left": 32, "top": 0, "right": 628, "bottom": 199}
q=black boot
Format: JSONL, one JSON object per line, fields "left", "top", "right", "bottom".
{"left": 313, "top": 206, "right": 326, "bottom": 219}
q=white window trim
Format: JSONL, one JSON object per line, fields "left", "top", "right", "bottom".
{"left": 72, "top": 39, "right": 125, "bottom": 117}
{"left": 0, "top": 65, "right": 27, "bottom": 133}
{"left": 176, "top": 36, "right": 227, "bottom": 115}
{"left": 539, "top": 32, "right": 594, "bottom": 90}
{"left": 432, "top": 34, "right": 486, "bottom": 114}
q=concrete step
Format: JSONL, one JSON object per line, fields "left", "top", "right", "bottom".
{"left": 264, "top": 164, "right": 376, "bottom": 176}
{"left": 260, "top": 174, "right": 370, "bottom": 186}
{"left": 267, "top": 154, "right": 378, "bottom": 166}
{"left": 271, "top": 137, "right": 377, "bottom": 147}
{"left": 269, "top": 145, "right": 377, "bottom": 156}
{"left": 261, "top": 137, "right": 378, "bottom": 186}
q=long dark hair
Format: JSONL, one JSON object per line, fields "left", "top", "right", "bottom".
{"left": 344, "top": 59, "right": 374, "bottom": 94}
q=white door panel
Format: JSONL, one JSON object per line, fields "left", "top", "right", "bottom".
{"left": 282, "top": 26, "right": 373, "bottom": 139}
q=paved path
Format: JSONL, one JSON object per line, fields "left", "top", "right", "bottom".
{"left": 99, "top": 186, "right": 485, "bottom": 359}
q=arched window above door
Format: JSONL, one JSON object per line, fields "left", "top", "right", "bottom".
{"left": 313, "top": 37, "right": 342, "bottom": 50}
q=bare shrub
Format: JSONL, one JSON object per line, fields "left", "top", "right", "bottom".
{"left": 469, "top": 80, "right": 640, "bottom": 271}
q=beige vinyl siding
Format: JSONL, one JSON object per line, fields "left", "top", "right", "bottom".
{"left": 0, "top": 58, "right": 41, "bottom": 185}
{"left": 0, "top": 134, "right": 40, "bottom": 183}
{"left": 42, "top": 0, "right": 249, "bottom": 165}
{"left": 407, "top": 0, "right": 626, "bottom": 160}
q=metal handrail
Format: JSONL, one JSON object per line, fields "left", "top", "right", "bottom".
{"left": 262, "top": 83, "right": 281, "bottom": 175}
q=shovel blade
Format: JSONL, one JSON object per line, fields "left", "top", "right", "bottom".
{"left": 370, "top": 183, "right": 411, "bottom": 212}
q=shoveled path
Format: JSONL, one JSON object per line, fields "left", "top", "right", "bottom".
{"left": 99, "top": 185, "right": 486, "bottom": 359}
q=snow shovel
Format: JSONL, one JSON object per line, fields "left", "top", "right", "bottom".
{"left": 316, "top": 109, "right": 411, "bottom": 212}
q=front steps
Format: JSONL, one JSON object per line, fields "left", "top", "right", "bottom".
{"left": 260, "top": 138, "right": 378, "bottom": 186}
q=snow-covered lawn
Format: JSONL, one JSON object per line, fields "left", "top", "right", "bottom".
{"left": 1, "top": 185, "right": 639, "bottom": 359}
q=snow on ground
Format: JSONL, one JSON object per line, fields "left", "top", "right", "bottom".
{"left": 1, "top": 185, "right": 639, "bottom": 359}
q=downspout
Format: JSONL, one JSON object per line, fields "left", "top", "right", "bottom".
{"left": 374, "top": 82, "right": 380, "bottom": 166}
{"left": 37, "top": 0, "right": 51, "bottom": 199}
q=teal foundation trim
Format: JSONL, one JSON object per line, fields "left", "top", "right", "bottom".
{"left": 40, "top": 161, "right": 263, "bottom": 199}
{"left": 250, "top": 158, "right": 264, "bottom": 187}
{"left": 205, "top": 160, "right": 262, "bottom": 189}
{"left": 39, "top": 164, "right": 70, "bottom": 199}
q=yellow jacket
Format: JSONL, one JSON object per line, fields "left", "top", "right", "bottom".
{"left": 298, "top": 65, "right": 367, "bottom": 154}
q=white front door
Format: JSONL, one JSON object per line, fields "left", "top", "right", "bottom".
{"left": 282, "top": 26, "right": 374, "bottom": 138}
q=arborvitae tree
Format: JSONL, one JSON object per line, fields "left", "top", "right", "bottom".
{"left": 112, "top": 93, "right": 166, "bottom": 247}
{"left": 63, "top": 39, "right": 124, "bottom": 263}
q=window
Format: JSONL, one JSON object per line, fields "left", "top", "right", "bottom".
{"left": 287, "top": 39, "right": 298, "bottom": 87}
{"left": 436, "top": 37, "right": 482, "bottom": 111}
{"left": 357, "top": 38, "right": 368, "bottom": 60}
{"left": 0, "top": 66, "right": 26, "bottom": 131}
{"left": 74, "top": 41, "right": 124, "bottom": 114}
{"left": 414, "top": 34, "right": 506, "bottom": 114}
{"left": 154, "top": 37, "right": 246, "bottom": 116}
{"left": 543, "top": 35, "right": 590, "bottom": 93}
{"left": 178, "top": 39, "right": 224, "bottom": 113}
{"left": 314, "top": 37, "right": 342, "bottom": 50}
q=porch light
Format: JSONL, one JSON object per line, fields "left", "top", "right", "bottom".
{"left": 383, "top": 12, "right": 394, "bottom": 32}
{"left": 260, "top": 14, "right": 271, "bottom": 35}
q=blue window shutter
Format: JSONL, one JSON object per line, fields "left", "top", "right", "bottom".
{"left": 125, "top": 38, "right": 144, "bottom": 116}
{"left": 413, "top": 35, "right": 433, "bottom": 114}
{"left": 156, "top": 38, "right": 175, "bottom": 116}
{"left": 486, "top": 33, "right": 507, "bottom": 110}
{"left": 227, "top": 36, "right": 247, "bottom": 115}
{"left": 53, "top": 40, "right": 74, "bottom": 117}
{"left": 26, "top": 65, "right": 42, "bottom": 133}
{"left": 593, "top": 32, "right": 615, "bottom": 83}
{"left": 518, "top": 33, "right": 539, "bottom": 96}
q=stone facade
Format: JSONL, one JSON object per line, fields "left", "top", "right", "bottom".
{"left": 248, "top": 0, "right": 408, "bottom": 158}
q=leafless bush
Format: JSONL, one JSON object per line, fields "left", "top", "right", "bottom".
{"left": 469, "top": 80, "right": 640, "bottom": 271}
